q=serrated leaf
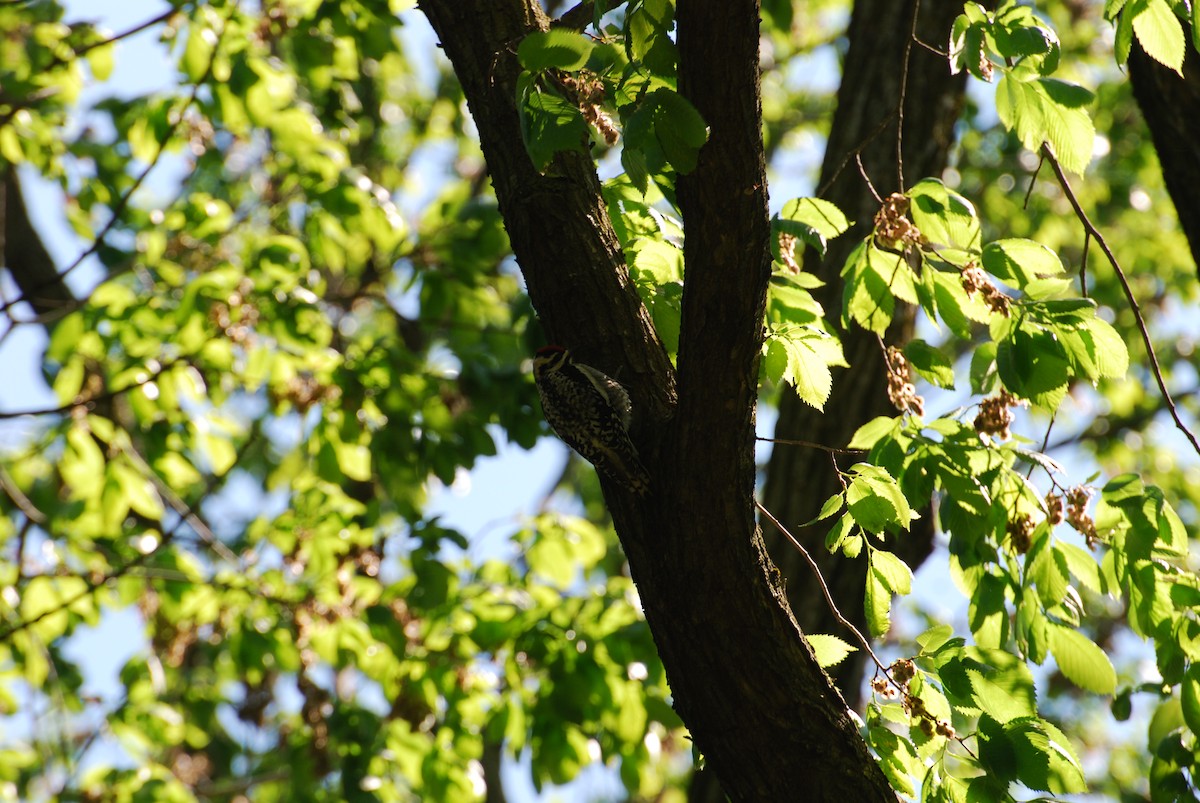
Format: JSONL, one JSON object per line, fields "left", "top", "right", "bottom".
{"left": 1081, "top": 317, "right": 1129, "bottom": 378}
{"left": 777, "top": 197, "right": 851, "bottom": 243}
{"left": 517, "top": 29, "right": 595, "bottom": 71}
{"left": 1131, "top": 0, "right": 1185, "bottom": 74}
{"left": 651, "top": 89, "right": 708, "bottom": 175}
{"left": 865, "top": 569, "right": 892, "bottom": 637}
{"left": 908, "top": 179, "right": 981, "bottom": 251}
{"left": 518, "top": 81, "right": 589, "bottom": 171}
{"left": 846, "top": 463, "right": 914, "bottom": 533}
{"left": 969, "top": 669, "right": 1036, "bottom": 723}
{"left": 871, "top": 549, "right": 913, "bottom": 595}
{"left": 903, "top": 339, "right": 955, "bottom": 389}
{"left": 996, "top": 74, "right": 1095, "bottom": 175}
{"left": 807, "top": 493, "right": 844, "bottom": 525}
{"left": 981, "top": 239, "right": 1064, "bottom": 289}
{"left": 847, "top": 416, "right": 899, "bottom": 451}
{"left": 806, "top": 634, "right": 857, "bottom": 668}
{"left": 1048, "top": 623, "right": 1116, "bottom": 694}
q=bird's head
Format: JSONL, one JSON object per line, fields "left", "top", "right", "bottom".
{"left": 533, "top": 345, "right": 570, "bottom": 375}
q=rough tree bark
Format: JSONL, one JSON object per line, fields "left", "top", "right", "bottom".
{"left": 1128, "top": 25, "right": 1200, "bottom": 278}
{"left": 419, "top": 0, "right": 896, "bottom": 799}
{"left": 688, "top": 2, "right": 969, "bottom": 798}
{"left": 761, "top": 0, "right": 967, "bottom": 698}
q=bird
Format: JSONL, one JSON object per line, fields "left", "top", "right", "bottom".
{"left": 532, "top": 345, "right": 651, "bottom": 496}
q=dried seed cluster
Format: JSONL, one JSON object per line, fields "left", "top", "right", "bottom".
{"left": 886, "top": 346, "right": 925, "bottom": 417}
{"left": 1046, "top": 492, "right": 1065, "bottom": 525}
{"left": 1066, "top": 485, "right": 1098, "bottom": 547}
{"left": 961, "top": 263, "right": 1011, "bottom": 316}
{"left": 974, "top": 389, "right": 1026, "bottom": 440}
{"left": 778, "top": 231, "right": 801, "bottom": 273}
{"left": 559, "top": 71, "right": 619, "bottom": 146}
{"left": 1008, "top": 514, "right": 1034, "bottom": 554}
{"left": 870, "top": 659, "right": 956, "bottom": 739}
{"left": 874, "top": 193, "right": 922, "bottom": 246}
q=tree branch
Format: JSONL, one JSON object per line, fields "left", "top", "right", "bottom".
{"left": 1041, "top": 144, "right": 1200, "bottom": 459}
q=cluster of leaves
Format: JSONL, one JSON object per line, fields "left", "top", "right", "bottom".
{"left": 0, "top": 1, "right": 687, "bottom": 800}
{"left": 774, "top": 4, "right": 1200, "bottom": 799}
{"left": 3, "top": 0, "right": 1200, "bottom": 800}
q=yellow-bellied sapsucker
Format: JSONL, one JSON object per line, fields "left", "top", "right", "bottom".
{"left": 532, "top": 345, "right": 650, "bottom": 496}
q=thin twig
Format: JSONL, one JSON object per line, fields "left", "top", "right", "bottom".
{"left": 755, "top": 499, "right": 888, "bottom": 674}
{"left": 73, "top": 9, "right": 176, "bottom": 58}
{"left": 815, "top": 112, "right": 898, "bottom": 200}
{"left": 1080, "top": 230, "right": 1090, "bottom": 299}
{"left": 756, "top": 436, "right": 865, "bottom": 455}
{"left": 1026, "top": 414, "right": 1055, "bottom": 482}
{"left": 0, "top": 357, "right": 185, "bottom": 419}
{"left": 912, "top": 37, "right": 949, "bottom": 58}
{"left": 0, "top": 463, "right": 47, "bottom": 523}
{"left": 1041, "top": 144, "right": 1200, "bottom": 459}
{"left": 1023, "top": 153, "right": 1043, "bottom": 210}
{"left": 895, "top": 0, "right": 921, "bottom": 190}
{"left": 856, "top": 153, "right": 883, "bottom": 204}
{"left": 756, "top": 499, "right": 977, "bottom": 759}
{"left": 0, "top": 12, "right": 224, "bottom": 317}
{"left": 121, "top": 444, "right": 240, "bottom": 565}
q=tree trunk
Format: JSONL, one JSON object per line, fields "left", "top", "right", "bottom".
{"left": 1128, "top": 24, "right": 1200, "bottom": 278}
{"left": 761, "top": 0, "right": 967, "bottom": 703}
{"left": 690, "top": 0, "right": 968, "bottom": 796}
{"left": 418, "top": 0, "right": 895, "bottom": 798}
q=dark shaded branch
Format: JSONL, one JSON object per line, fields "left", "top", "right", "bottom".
{"left": 1128, "top": 25, "right": 1200, "bottom": 279}
{"left": 419, "top": 0, "right": 893, "bottom": 799}
{"left": 1042, "top": 144, "right": 1200, "bottom": 459}
{"left": 2, "top": 169, "right": 74, "bottom": 324}
{"left": 759, "top": 0, "right": 968, "bottom": 707}
{"left": 417, "top": 0, "right": 674, "bottom": 426}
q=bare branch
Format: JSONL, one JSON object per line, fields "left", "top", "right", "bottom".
{"left": 1042, "top": 144, "right": 1200, "bottom": 459}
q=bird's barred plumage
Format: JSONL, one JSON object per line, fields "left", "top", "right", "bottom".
{"left": 532, "top": 345, "right": 650, "bottom": 496}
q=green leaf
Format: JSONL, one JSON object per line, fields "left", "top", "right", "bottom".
{"left": 824, "top": 512, "right": 856, "bottom": 554}
{"left": 1048, "top": 623, "right": 1116, "bottom": 694}
{"left": 1131, "top": 0, "right": 1185, "bottom": 74}
{"left": 916, "top": 624, "right": 956, "bottom": 654}
{"left": 776, "top": 197, "right": 851, "bottom": 256}
{"left": 981, "top": 239, "right": 1064, "bottom": 289}
{"left": 842, "top": 242, "right": 897, "bottom": 334}
{"left": 766, "top": 326, "right": 845, "bottom": 411}
{"left": 846, "top": 463, "right": 914, "bottom": 533}
{"left": 1001, "top": 717, "right": 1087, "bottom": 794}
{"left": 847, "top": 415, "right": 899, "bottom": 451}
{"left": 808, "top": 493, "right": 845, "bottom": 525}
{"left": 907, "top": 179, "right": 981, "bottom": 252}
{"left": 86, "top": 41, "right": 115, "bottom": 81}
{"left": 1081, "top": 317, "right": 1129, "bottom": 378}
{"left": 865, "top": 568, "right": 892, "bottom": 637}
{"left": 805, "top": 634, "right": 857, "bottom": 669}
{"left": 871, "top": 549, "right": 913, "bottom": 595}
{"left": 518, "top": 77, "right": 589, "bottom": 171}
{"left": 969, "top": 340, "right": 998, "bottom": 394}
{"left": 903, "top": 340, "right": 955, "bottom": 389}
{"left": 969, "top": 669, "right": 1036, "bottom": 723}
{"left": 517, "top": 30, "right": 596, "bottom": 71}
{"left": 995, "top": 74, "right": 1095, "bottom": 175}
{"left": 651, "top": 89, "right": 708, "bottom": 175}
{"left": 627, "top": 0, "right": 677, "bottom": 74}
{"left": 1180, "top": 664, "right": 1200, "bottom": 737}
{"left": 183, "top": 14, "right": 217, "bottom": 82}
